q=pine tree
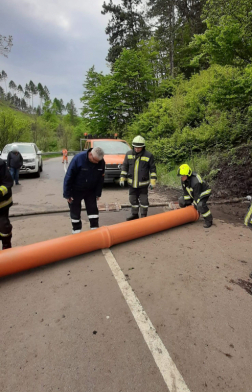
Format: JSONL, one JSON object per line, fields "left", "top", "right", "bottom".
{"left": 66, "top": 99, "right": 78, "bottom": 125}
{"left": 1, "top": 70, "right": 8, "bottom": 93}
{"left": 101, "top": 0, "right": 150, "bottom": 63}
{"left": 29, "top": 80, "right": 38, "bottom": 108}
{"left": 43, "top": 85, "right": 50, "bottom": 101}
{"left": 9, "top": 80, "right": 17, "bottom": 94}
{"left": 17, "top": 84, "right": 24, "bottom": 97}
{"left": 37, "top": 83, "right": 45, "bottom": 107}
{"left": 0, "top": 85, "right": 5, "bottom": 99}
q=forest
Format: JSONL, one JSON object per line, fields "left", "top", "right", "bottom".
{"left": 1, "top": 0, "right": 252, "bottom": 190}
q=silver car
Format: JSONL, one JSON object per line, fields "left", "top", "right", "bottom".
{"left": 0, "top": 142, "right": 43, "bottom": 177}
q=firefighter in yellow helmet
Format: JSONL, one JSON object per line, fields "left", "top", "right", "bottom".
{"left": 119, "top": 135, "right": 157, "bottom": 220}
{"left": 177, "top": 164, "right": 213, "bottom": 228}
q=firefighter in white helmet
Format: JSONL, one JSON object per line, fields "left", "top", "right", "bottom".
{"left": 119, "top": 135, "right": 157, "bottom": 220}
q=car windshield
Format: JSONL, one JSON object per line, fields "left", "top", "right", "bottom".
{"left": 93, "top": 141, "right": 130, "bottom": 155}
{"left": 2, "top": 144, "right": 36, "bottom": 154}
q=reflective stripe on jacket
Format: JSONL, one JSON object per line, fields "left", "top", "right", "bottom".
{"left": 244, "top": 202, "right": 252, "bottom": 227}
{"left": 182, "top": 172, "right": 211, "bottom": 204}
{"left": 120, "top": 149, "right": 157, "bottom": 188}
{"left": 0, "top": 159, "right": 13, "bottom": 210}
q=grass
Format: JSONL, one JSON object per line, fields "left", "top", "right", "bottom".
{"left": 156, "top": 154, "right": 212, "bottom": 187}
{"left": 42, "top": 154, "right": 62, "bottom": 160}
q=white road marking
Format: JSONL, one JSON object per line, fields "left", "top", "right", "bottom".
{"left": 102, "top": 248, "right": 191, "bottom": 392}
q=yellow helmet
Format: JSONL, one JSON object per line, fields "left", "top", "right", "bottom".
{"left": 177, "top": 164, "right": 192, "bottom": 177}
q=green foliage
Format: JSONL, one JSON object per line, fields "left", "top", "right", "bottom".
{"left": 126, "top": 65, "right": 252, "bottom": 167}
{"left": 81, "top": 44, "right": 158, "bottom": 135}
{"left": 191, "top": 0, "right": 252, "bottom": 68}
{"left": 101, "top": 0, "right": 150, "bottom": 63}
{"left": 0, "top": 108, "right": 32, "bottom": 149}
{"left": 0, "top": 100, "right": 83, "bottom": 151}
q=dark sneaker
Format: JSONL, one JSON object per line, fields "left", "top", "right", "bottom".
{"left": 203, "top": 220, "right": 212, "bottom": 228}
{"left": 16, "top": 183, "right": 21, "bottom": 185}
{"left": 126, "top": 215, "right": 139, "bottom": 221}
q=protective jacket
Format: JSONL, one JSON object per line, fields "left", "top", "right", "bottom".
{"left": 120, "top": 149, "right": 157, "bottom": 188}
{"left": 182, "top": 172, "right": 211, "bottom": 205}
{"left": 63, "top": 149, "right": 105, "bottom": 198}
{"left": 0, "top": 159, "right": 13, "bottom": 211}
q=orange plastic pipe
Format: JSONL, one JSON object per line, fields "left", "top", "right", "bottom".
{"left": 0, "top": 206, "right": 199, "bottom": 278}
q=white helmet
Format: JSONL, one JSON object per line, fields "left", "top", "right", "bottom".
{"left": 132, "top": 135, "right": 145, "bottom": 147}
{"left": 12, "top": 144, "right": 19, "bottom": 152}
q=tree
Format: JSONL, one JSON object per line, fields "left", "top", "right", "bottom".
{"left": 52, "top": 98, "right": 65, "bottom": 115}
{"left": 101, "top": 0, "right": 150, "bottom": 63}
{"left": 147, "top": 0, "right": 206, "bottom": 77}
{"left": 17, "top": 84, "right": 24, "bottom": 97}
{"left": 20, "top": 98, "right": 27, "bottom": 111}
{"left": 24, "top": 90, "right": 31, "bottom": 106}
{"left": 37, "top": 83, "right": 45, "bottom": 107}
{"left": 190, "top": 0, "right": 252, "bottom": 68}
{"left": 29, "top": 80, "right": 38, "bottom": 108}
{"left": 9, "top": 80, "right": 17, "bottom": 94}
{"left": 81, "top": 45, "right": 157, "bottom": 135}
{"left": 43, "top": 85, "right": 50, "bottom": 101}
{"left": 1, "top": 70, "right": 8, "bottom": 93}
{"left": 0, "top": 85, "right": 4, "bottom": 99}
{"left": 66, "top": 99, "right": 78, "bottom": 125}
{"left": 0, "top": 35, "right": 13, "bottom": 57}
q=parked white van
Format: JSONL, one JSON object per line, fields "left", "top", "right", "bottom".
{"left": 0, "top": 142, "right": 43, "bottom": 177}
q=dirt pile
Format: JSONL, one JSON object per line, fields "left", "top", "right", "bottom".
{"left": 212, "top": 145, "right": 252, "bottom": 199}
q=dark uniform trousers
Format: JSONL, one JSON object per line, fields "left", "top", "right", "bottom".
{"left": 0, "top": 207, "right": 12, "bottom": 249}
{"left": 69, "top": 190, "right": 99, "bottom": 233}
{"left": 129, "top": 186, "right": 149, "bottom": 217}
{"left": 179, "top": 195, "right": 212, "bottom": 223}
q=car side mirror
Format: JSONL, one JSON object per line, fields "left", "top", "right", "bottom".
{"left": 37, "top": 150, "right": 42, "bottom": 155}
{"left": 0, "top": 151, "right": 1, "bottom": 155}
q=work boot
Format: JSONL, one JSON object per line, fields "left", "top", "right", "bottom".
{"left": 203, "top": 220, "right": 212, "bottom": 228}
{"left": 141, "top": 215, "right": 147, "bottom": 218}
{"left": 2, "top": 235, "right": 12, "bottom": 250}
{"left": 126, "top": 214, "right": 139, "bottom": 221}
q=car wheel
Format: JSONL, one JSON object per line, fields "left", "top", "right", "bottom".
{"left": 35, "top": 168, "right": 40, "bottom": 178}
{"left": 40, "top": 162, "right": 43, "bottom": 172}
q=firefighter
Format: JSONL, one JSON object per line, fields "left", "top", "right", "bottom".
{"left": 0, "top": 158, "right": 13, "bottom": 249}
{"left": 244, "top": 196, "right": 252, "bottom": 229}
{"left": 63, "top": 147, "right": 105, "bottom": 233}
{"left": 119, "top": 135, "right": 157, "bottom": 220}
{"left": 177, "top": 164, "right": 213, "bottom": 228}
{"left": 62, "top": 148, "right": 68, "bottom": 164}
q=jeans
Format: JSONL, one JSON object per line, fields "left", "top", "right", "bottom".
{"left": 9, "top": 167, "right": 20, "bottom": 184}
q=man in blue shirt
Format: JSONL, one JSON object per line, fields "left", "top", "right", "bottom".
{"left": 63, "top": 147, "right": 105, "bottom": 234}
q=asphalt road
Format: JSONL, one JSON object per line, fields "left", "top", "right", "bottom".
{"left": 1, "top": 157, "right": 252, "bottom": 392}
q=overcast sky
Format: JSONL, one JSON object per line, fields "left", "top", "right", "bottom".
{"left": 0, "top": 0, "right": 117, "bottom": 111}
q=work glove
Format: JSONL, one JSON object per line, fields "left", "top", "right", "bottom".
{"left": 119, "top": 178, "right": 125, "bottom": 187}
{"left": 246, "top": 195, "right": 252, "bottom": 201}
{"left": 149, "top": 179, "right": 156, "bottom": 190}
